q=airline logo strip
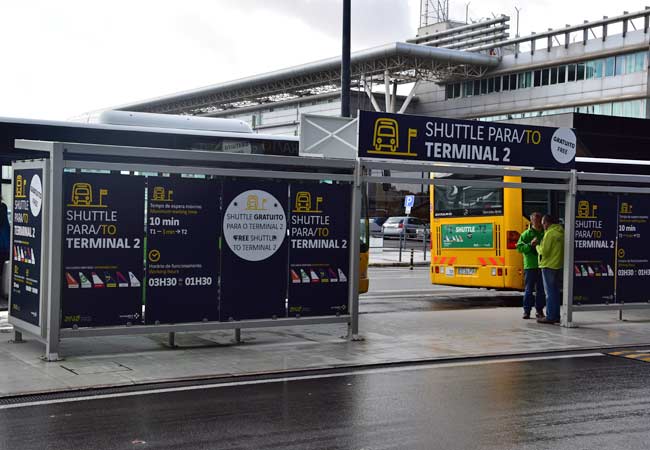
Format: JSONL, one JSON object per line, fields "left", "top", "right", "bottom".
{"left": 10, "top": 168, "right": 45, "bottom": 327}
{"left": 220, "top": 181, "right": 290, "bottom": 321}
{"left": 357, "top": 110, "right": 576, "bottom": 170}
{"left": 144, "top": 177, "right": 220, "bottom": 324}
{"left": 573, "top": 193, "right": 617, "bottom": 304}
{"left": 62, "top": 173, "right": 145, "bottom": 327}
{"left": 288, "top": 184, "right": 351, "bottom": 317}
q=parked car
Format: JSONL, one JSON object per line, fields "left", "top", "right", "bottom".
{"left": 381, "top": 216, "right": 428, "bottom": 239}
{"left": 368, "top": 217, "right": 387, "bottom": 234}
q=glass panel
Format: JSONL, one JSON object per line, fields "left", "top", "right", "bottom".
{"left": 576, "top": 62, "right": 585, "bottom": 80}
{"left": 525, "top": 71, "right": 532, "bottom": 88}
{"left": 487, "top": 78, "right": 494, "bottom": 93}
{"left": 626, "top": 54, "right": 636, "bottom": 74}
{"left": 585, "top": 61, "right": 594, "bottom": 79}
{"left": 558, "top": 65, "right": 566, "bottom": 83}
{"left": 593, "top": 59, "right": 603, "bottom": 78}
{"left": 568, "top": 64, "right": 576, "bottom": 81}
{"left": 533, "top": 70, "right": 541, "bottom": 87}
{"left": 541, "top": 69, "right": 549, "bottom": 85}
{"left": 502, "top": 75, "right": 510, "bottom": 90}
{"left": 550, "top": 67, "right": 558, "bottom": 84}
{"left": 509, "top": 74, "right": 518, "bottom": 90}
{"left": 463, "top": 81, "right": 473, "bottom": 97}
{"left": 612, "top": 101, "right": 624, "bottom": 116}
{"left": 434, "top": 177, "right": 504, "bottom": 218}
{"left": 480, "top": 79, "right": 488, "bottom": 94}
{"left": 615, "top": 55, "right": 625, "bottom": 75}
{"left": 453, "top": 83, "right": 461, "bottom": 98}
{"left": 605, "top": 57, "right": 615, "bottom": 77}
{"left": 635, "top": 52, "right": 646, "bottom": 72}
{"left": 494, "top": 77, "right": 501, "bottom": 92}
{"left": 474, "top": 79, "right": 481, "bottom": 94}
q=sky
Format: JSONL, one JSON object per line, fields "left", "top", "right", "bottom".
{"left": 0, "top": 0, "right": 646, "bottom": 120}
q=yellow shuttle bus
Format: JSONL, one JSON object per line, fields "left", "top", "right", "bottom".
{"left": 430, "top": 174, "right": 528, "bottom": 290}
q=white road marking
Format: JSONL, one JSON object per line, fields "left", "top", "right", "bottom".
{"left": 0, "top": 352, "right": 604, "bottom": 410}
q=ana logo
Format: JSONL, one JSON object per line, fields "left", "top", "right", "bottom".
{"left": 550, "top": 128, "right": 576, "bottom": 164}
{"left": 367, "top": 118, "right": 418, "bottom": 157}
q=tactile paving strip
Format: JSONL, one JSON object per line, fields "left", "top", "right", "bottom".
{"left": 608, "top": 350, "right": 650, "bottom": 363}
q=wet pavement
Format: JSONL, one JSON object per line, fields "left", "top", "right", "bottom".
{"left": 0, "top": 266, "right": 650, "bottom": 398}
{"left": 2, "top": 353, "right": 649, "bottom": 450}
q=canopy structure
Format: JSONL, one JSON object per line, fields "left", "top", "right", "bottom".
{"left": 111, "top": 42, "right": 499, "bottom": 116}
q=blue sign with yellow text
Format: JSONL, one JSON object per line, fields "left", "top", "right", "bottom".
{"left": 358, "top": 111, "right": 576, "bottom": 170}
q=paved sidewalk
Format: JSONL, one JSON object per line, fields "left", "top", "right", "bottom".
{"left": 369, "top": 247, "right": 429, "bottom": 266}
{"left": 1, "top": 307, "right": 650, "bottom": 398}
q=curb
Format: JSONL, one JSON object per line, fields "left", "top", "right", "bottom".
{"left": 369, "top": 262, "right": 430, "bottom": 267}
{"left": 2, "top": 343, "right": 649, "bottom": 402}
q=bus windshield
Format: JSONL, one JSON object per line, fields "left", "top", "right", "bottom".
{"left": 434, "top": 175, "right": 503, "bottom": 218}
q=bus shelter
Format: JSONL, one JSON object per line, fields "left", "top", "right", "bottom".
{"left": 9, "top": 139, "right": 362, "bottom": 361}
{"left": 306, "top": 110, "right": 650, "bottom": 330}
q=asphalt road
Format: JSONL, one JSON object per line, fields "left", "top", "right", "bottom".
{"left": 2, "top": 353, "right": 649, "bottom": 450}
{"left": 364, "top": 266, "right": 521, "bottom": 313}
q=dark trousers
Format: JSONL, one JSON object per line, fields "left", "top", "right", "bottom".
{"left": 523, "top": 268, "right": 545, "bottom": 314}
{"left": 542, "top": 268, "right": 562, "bottom": 322}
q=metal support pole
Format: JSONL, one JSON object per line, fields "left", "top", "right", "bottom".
{"left": 410, "top": 248, "right": 414, "bottom": 270}
{"left": 341, "top": 0, "right": 351, "bottom": 118}
{"left": 399, "top": 230, "right": 403, "bottom": 262}
{"left": 561, "top": 170, "right": 577, "bottom": 327}
{"left": 234, "top": 328, "right": 241, "bottom": 343}
{"left": 384, "top": 70, "right": 391, "bottom": 112}
{"left": 46, "top": 147, "right": 63, "bottom": 361}
{"left": 390, "top": 80, "right": 398, "bottom": 113}
{"left": 398, "top": 81, "right": 420, "bottom": 114}
{"left": 168, "top": 332, "right": 175, "bottom": 348}
{"left": 363, "top": 80, "right": 382, "bottom": 112}
{"left": 347, "top": 159, "right": 362, "bottom": 340}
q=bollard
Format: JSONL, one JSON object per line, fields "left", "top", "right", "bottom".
{"left": 423, "top": 230, "right": 427, "bottom": 261}
{"left": 410, "top": 248, "right": 414, "bottom": 270}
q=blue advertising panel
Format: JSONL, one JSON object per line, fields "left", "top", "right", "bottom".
{"left": 616, "top": 194, "right": 650, "bottom": 303}
{"left": 10, "top": 168, "right": 44, "bottom": 326}
{"left": 573, "top": 193, "right": 617, "bottom": 304}
{"left": 358, "top": 110, "right": 576, "bottom": 170}
{"left": 145, "top": 177, "right": 220, "bottom": 324}
{"left": 62, "top": 173, "right": 145, "bottom": 327}
{"left": 288, "top": 183, "right": 350, "bottom": 316}
{"left": 220, "top": 180, "right": 289, "bottom": 320}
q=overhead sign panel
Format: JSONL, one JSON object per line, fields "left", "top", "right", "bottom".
{"left": 357, "top": 110, "right": 576, "bottom": 170}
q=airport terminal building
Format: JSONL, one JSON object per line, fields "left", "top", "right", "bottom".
{"left": 83, "top": 3, "right": 650, "bottom": 218}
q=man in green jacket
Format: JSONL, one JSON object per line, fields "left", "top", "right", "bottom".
{"left": 516, "top": 212, "right": 545, "bottom": 319}
{"left": 535, "top": 215, "right": 565, "bottom": 324}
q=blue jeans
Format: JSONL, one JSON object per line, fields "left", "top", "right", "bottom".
{"left": 523, "top": 268, "right": 545, "bottom": 314}
{"left": 542, "top": 268, "right": 562, "bottom": 322}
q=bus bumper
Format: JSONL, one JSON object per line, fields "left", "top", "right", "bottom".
{"left": 430, "top": 264, "right": 524, "bottom": 290}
